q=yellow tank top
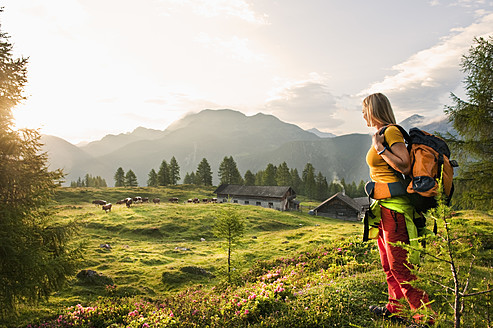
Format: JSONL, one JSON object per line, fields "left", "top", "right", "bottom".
{"left": 366, "top": 125, "right": 405, "bottom": 183}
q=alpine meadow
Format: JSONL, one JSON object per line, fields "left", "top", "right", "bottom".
{"left": 1, "top": 6, "right": 493, "bottom": 328}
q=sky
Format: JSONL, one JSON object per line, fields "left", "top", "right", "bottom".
{"left": 3, "top": 0, "right": 493, "bottom": 144}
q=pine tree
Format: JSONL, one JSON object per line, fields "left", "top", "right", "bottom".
{"left": 255, "top": 170, "right": 264, "bottom": 185}
{"left": 114, "top": 167, "right": 125, "bottom": 187}
{"left": 196, "top": 158, "right": 213, "bottom": 186}
{"left": 147, "top": 169, "right": 158, "bottom": 187}
{"left": 302, "top": 163, "right": 316, "bottom": 198}
{"left": 213, "top": 205, "right": 244, "bottom": 284}
{"left": 276, "top": 162, "right": 291, "bottom": 186}
{"left": 445, "top": 36, "right": 493, "bottom": 210}
{"left": 169, "top": 156, "right": 180, "bottom": 185}
{"left": 244, "top": 170, "right": 256, "bottom": 186}
{"left": 183, "top": 172, "right": 193, "bottom": 184}
{"left": 315, "top": 172, "right": 329, "bottom": 201}
{"left": 158, "top": 160, "right": 170, "bottom": 186}
{"left": 290, "top": 168, "right": 302, "bottom": 192}
{"left": 125, "top": 169, "right": 138, "bottom": 187}
{"left": 218, "top": 156, "right": 243, "bottom": 185}
{"left": 0, "top": 20, "right": 80, "bottom": 317}
{"left": 262, "top": 163, "right": 277, "bottom": 186}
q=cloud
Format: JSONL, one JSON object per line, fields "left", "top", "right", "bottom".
{"left": 360, "top": 12, "right": 493, "bottom": 117}
{"left": 263, "top": 73, "right": 344, "bottom": 130}
{"left": 161, "top": 0, "right": 268, "bottom": 24}
{"left": 196, "top": 32, "right": 266, "bottom": 63}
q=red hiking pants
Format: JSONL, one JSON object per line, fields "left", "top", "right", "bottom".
{"left": 377, "top": 206, "right": 430, "bottom": 317}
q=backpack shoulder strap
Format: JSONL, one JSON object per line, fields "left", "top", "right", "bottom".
{"left": 378, "top": 124, "right": 410, "bottom": 144}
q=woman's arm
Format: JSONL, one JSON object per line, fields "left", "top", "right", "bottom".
{"left": 372, "top": 132, "right": 411, "bottom": 175}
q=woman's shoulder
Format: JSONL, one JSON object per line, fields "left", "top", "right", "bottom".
{"left": 384, "top": 125, "right": 405, "bottom": 144}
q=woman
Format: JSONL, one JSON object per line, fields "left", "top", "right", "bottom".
{"left": 362, "top": 93, "right": 433, "bottom": 327}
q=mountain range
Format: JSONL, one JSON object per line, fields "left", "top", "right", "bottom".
{"left": 40, "top": 109, "right": 453, "bottom": 187}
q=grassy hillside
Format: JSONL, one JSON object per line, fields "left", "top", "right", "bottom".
{"left": 7, "top": 187, "right": 493, "bottom": 327}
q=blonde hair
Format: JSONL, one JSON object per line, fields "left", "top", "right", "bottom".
{"left": 362, "top": 93, "right": 396, "bottom": 127}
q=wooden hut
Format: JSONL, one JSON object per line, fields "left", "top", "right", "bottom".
{"left": 310, "top": 192, "right": 364, "bottom": 221}
{"left": 214, "top": 184, "right": 298, "bottom": 211}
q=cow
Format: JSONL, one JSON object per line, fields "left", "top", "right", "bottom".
{"left": 116, "top": 199, "right": 126, "bottom": 205}
{"left": 92, "top": 200, "right": 106, "bottom": 206}
{"left": 168, "top": 197, "right": 179, "bottom": 203}
{"left": 142, "top": 197, "right": 149, "bottom": 203}
{"left": 152, "top": 198, "right": 160, "bottom": 204}
{"left": 125, "top": 197, "right": 133, "bottom": 208}
{"left": 102, "top": 203, "right": 112, "bottom": 212}
{"left": 133, "top": 196, "right": 142, "bottom": 203}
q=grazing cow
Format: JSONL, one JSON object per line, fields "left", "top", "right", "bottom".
{"left": 193, "top": 198, "right": 200, "bottom": 204}
{"left": 168, "top": 197, "right": 179, "bottom": 203}
{"left": 102, "top": 203, "right": 112, "bottom": 212}
{"left": 142, "top": 197, "right": 149, "bottom": 203}
{"left": 125, "top": 197, "right": 133, "bottom": 208}
{"left": 92, "top": 200, "right": 107, "bottom": 206}
{"left": 133, "top": 196, "right": 142, "bottom": 203}
{"left": 116, "top": 199, "right": 126, "bottom": 205}
{"left": 152, "top": 198, "right": 160, "bottom": 204}
{"left": 202, "top": 198, "right": 208, "bottom": 203}
{"left": 211, "top": 198, "right": 218, "bottom": 203}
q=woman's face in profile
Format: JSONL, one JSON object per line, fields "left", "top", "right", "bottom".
{"left": 362, "top": 106, "right": 371, "bottom": 127}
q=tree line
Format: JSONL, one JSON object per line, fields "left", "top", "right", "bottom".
{"left": 111, "top": 155, "right": 366, "bottom": 201}
{"left": 70, "top": 174, "right": 107, "bottom": 188}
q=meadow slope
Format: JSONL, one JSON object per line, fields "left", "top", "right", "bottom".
{"left": 7, "top": 187, "right": 492, "bottom": 328}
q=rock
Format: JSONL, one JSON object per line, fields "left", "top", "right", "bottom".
{"left": 76, "top": 269, "right": 113, "bottom": 286}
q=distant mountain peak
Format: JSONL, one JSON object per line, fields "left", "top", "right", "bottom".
{"left": 307, "top": 128, "right": 336, "bottom": 138}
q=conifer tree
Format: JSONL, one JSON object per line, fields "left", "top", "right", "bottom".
{"left": 158, "top": 160, "right": 170, "bottom": 186}
{"left": 243, "top": 170, "right": 256, "bottom": 186}
{"left": 114, "top": 167, "right": 125, "bottom": 187}
{"left": 183, "top": 172, "right": 193, "bottom": 184}
{"left": 315, "top": 172, "right": 329, "bottom": 200}
{"left": 218, "top": 156, "right": 243, "bottom": 185}
{"left": 276, "top": 162, "right": 291, "bottom": 186}
{"left": 290, "top": 168, "right": 302, "bottom": 192}
{"left": 255, "top": 170, "right": 264, "bottom": 185}
{"left": 125, "top": 169, "right": 138, "bottom": 187}
{"left": 169, "top": 156, "right": 180, "bottom": 185}
{"left": 262, "top": 163, "right": 277, "bottom": 186}
{"left": 196, "top": 158, "right": 213, "bottom": 186}
{"left": 302, "top": 163, "right": 316, "bottom": 198}
{"left": 0, "top": 18, "right": 80, "bottom": 317}
{"left": 445, "top": 36, "right": 493, "bottom": 210}
{"left": 147, "top": 169, "right": 158, "bottom": 187}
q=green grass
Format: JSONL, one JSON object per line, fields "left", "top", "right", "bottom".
{"left": 11, "top": 187, "right": 360, "bottom": 325}
{"left": 7, "top": 187, "right": 493, "bottom": 328}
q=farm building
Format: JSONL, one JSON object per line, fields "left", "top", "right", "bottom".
{"left": 309, "top": 192, "right": 368, "bottom": 221}
{"left": 214, "top": 184, "right": 299, "bottom": 211}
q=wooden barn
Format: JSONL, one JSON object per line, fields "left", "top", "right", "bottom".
{"left": 309, "top": 192, "right": 366, "bottom": 221}
{"left": 214, "top": 184, "right": 299, "bottom": 211}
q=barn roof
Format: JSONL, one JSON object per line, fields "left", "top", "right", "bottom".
{"left": 214, "top": 184, "right": 295, "bottom": 198}
{"left": 353, "top": 197, "right": 370, "bottom": 208}
{"left": 313, "top": 192, "right": 362, "bottom": 212}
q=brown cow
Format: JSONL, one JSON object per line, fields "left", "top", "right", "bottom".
{"left": 102, "top": 203, "right": 112, "bottom": 212}
{"left": 152, "top": 198, "right": 160, "bottom": 204}
{"left": 168, "top": 197, "right": 179, "bottom": 203}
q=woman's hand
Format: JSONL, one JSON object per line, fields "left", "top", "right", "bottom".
{"left": 372, "top": 131, "right": 386, "bottom": 153}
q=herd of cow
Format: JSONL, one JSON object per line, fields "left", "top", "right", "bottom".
{"left": 92, "top": 196, "right": 218, "bottom": 213}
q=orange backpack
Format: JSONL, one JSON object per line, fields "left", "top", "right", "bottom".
{"left": 381, "top": 125, "right": 459, "bottom": 215}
